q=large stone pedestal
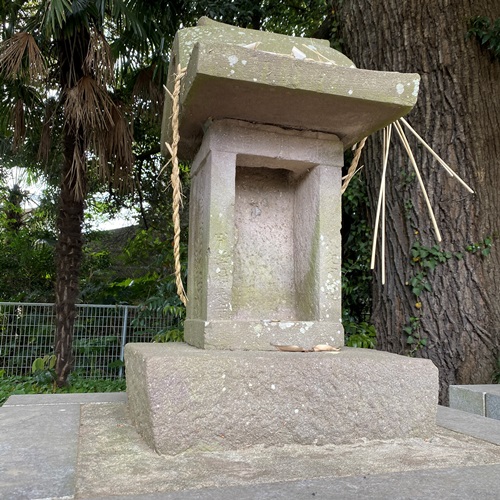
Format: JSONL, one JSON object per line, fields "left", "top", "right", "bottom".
{"left": 125, "top": 343, "right": 438, "bottom": 456}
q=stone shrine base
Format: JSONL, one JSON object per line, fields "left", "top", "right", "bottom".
{"left": 125, "top": 343, "right": 438, "bottom": 456}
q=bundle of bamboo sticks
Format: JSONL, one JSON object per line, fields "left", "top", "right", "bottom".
{"left": 344, "top": 117, "right": 474, "bottom": 285}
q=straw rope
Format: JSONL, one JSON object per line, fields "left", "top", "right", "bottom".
{"left": 164, "top": 64, "right": 188, "bottom": 306}
{"left": 341, "top": 137, "right": 367, "bottom": 194}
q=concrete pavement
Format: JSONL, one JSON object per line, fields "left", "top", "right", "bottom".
{"left": 2, "top": 393, "right": 500, "bottom": 499}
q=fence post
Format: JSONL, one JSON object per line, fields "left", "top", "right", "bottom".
{"left": 118, "top": 306, "right": 129, "bottom": 379}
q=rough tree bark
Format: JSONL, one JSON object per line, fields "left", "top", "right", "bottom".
{"left": 54, "top": 127, "right": 84, "bottom": 386}
{"left": 334, "top": 0, "right": 500, "bottom": 403}
{"left": 54, "top": 31, "right": 89, "bottom": 387}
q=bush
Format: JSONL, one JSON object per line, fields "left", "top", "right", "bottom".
{"left": 0, "top": 373, "right": 126, "bottom": 407}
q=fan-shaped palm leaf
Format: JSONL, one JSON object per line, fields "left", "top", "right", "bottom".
{"left": 0, "top": 32, "right": 46, "bottom": 82}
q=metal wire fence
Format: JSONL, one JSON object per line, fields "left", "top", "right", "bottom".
{"left": 0, "top": 302, "right": 182, "bottom": 379}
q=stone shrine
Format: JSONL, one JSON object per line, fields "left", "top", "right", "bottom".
{"left": 126, "top": 18, "right": 438, "bottom": 456}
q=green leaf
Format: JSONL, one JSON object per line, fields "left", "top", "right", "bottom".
{"left": 32, "top": 358, "right": 45, "bottom": 372}
{"left": 48, "top": 355, "right": 56, "bottom": 369}
{"left": 407, "top": 336, "right": 415, "bottom": 344}
{"left": 44, "top": 0, "right": 73, "bottom": 32}
{"left": 425, "top": 260, "right": 437, "bottom": 270}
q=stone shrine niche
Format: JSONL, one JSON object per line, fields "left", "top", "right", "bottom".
{"left": 184, "top": 120, "right": 343, "bottom": 350}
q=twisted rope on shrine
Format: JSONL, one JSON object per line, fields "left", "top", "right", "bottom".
{"left": 341, "top": 136, "right": 367, "bottom": 194}
{"left": 164, "top": 64, "right": 188, "bottom": 306}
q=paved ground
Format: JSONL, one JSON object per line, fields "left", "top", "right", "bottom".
{"left": 2, "top": 393, "right": 500, "bottom": 499}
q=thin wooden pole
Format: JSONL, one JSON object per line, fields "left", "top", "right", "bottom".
{"left": 399, "top": 117, "right": 474, "bottom": 194}
{"left": 371, "top": 124, "right": 392, "bottom": 279}
{"left": 394, "top": 120, "right": 442, "bottom": 242}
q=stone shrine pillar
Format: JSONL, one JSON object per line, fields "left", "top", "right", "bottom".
{"left": 125, "top": 18, "right": 439, "bottom": 456}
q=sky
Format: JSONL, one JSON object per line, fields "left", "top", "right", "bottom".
{"left": 4, "top": 167, "right": 136, "bottom": 231}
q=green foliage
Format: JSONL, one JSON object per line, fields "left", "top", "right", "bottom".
{"left": 404, "top": 237, "right": 493, "bottom": 354}
{"left": 31, "top": 354, "right": 56, "bottom": 385}
{"left": 341, "top": 171, "right": 376, "bottom": 347}
{"left": 410, "top": 241, "right": 453, "bottom": 270}
{"left": 404, "top": 241, "right": 459, "bottom": 352}
{"left": 408, "top": 241, "right": 452, "bottom": 297}
{"left": 465, "top": 236, "right": 493, "bottom": 256}
{"left": 468, "top": 17, "right": 500, "bottom": 59}
{"left": 132, "top": 287, "right": 186, "bottom": 343}
{"left": 0, "top": 183, "right": 56, "bottom": 301}
{"left": 0, "top": 230, "right": 55, "bottom": 301}
{"left": 194, "top": 0, "right": 329, "bottom": 37}
{"left": 153, "top": 328, "right": 184, "bottom": 343}
{"left": 408, "top": 241, "right": 460, "bottom": 298}
{"left": 341, "top": 174, "right": 372, "bottom": 325}
{"left": 0, "top": 373, "right": 126, "bottom": 407}
{"left": 491, "top": 358, "right": 500, "bottom": 384}
{"left": 403, "top": 316, "right": 427, "bottom": 357}
{"left": 344, "top": 322, "right": 376, "bottom": 348}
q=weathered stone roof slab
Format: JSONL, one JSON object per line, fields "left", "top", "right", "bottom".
{"left": 161, "top": 18, "right": 420, "bottom": 160}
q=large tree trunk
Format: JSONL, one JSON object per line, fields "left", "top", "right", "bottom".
{"left": 334, "top": 1, "right": 500, "bottom": 403}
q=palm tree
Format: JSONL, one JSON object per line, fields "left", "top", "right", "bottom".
{"left": 0, "top": 0, "right": 182, "bottom": 385}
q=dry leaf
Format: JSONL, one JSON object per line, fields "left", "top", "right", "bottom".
{"left": 312, "top": 344, "right": 341, "bottom": 352}
{"left": 272, "top": 344, "right": 308, "bottom": 352}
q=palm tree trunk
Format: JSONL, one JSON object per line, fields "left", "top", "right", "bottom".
{"left": 54, "top": 125, "right": 85, "bottom": 386}
{"left": 54, "top": 30, "right": 89, "bottom": 387}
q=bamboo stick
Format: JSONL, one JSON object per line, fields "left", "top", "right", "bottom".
{"left": 370, "top": 124, "right": 392, "bottom": 274}
{"left": 399, "top": 117, "right": 474, "bottom": 194}
{"left": 381, "top": 160, "right": 386, "bottom": 285}
{"left": 394, "top": 121, "right": 442, "bottom": 242}
{"left": 301, "top": 44, "right": 335, "bottom": 63}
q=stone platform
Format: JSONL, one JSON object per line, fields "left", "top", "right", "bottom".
{"left": 125, "top": 343, "right": 438, "bottom": 455}
{"left": 4, "top": 393, "right": 500, "bottom": 499}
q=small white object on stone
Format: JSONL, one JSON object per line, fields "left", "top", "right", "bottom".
{"left": 291, "top": 46, "right": 307, "bottom": 60}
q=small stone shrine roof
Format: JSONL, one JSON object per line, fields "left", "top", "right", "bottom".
{"left": 162, "top": 17, "right": 420, "bottom": 160}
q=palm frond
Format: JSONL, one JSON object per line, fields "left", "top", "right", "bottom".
{"left": 64, "top": 75, "right": 114, "bottom": 132}
{"left": 42, "top": 0, "right": 72, "bottom": 33}
{"left": 97, "top": 101, "right": 134, "bottom": 193}
{"left": 67, "top": 138, "right": 87, "bottom": 201}
{"left": 84, "top": 29, "right": 114, "bottom": 86}
{"left": 132, "top": 64, "right": 164, "bottom": 116}
{"left": 110, "top": 0, "right": 146, "bottom": 39}
{"left": 37, "top": 99, "right": 57, "bottom": 164}
{"left": 0, "top": 32, "right": 46, "bottom": 82}
{"left": 12, "top": 98, "right": 25, "bottom": 152}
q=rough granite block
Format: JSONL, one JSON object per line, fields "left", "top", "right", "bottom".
{"left": 125, "top": 343, "right": 439, "bottom": 456}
